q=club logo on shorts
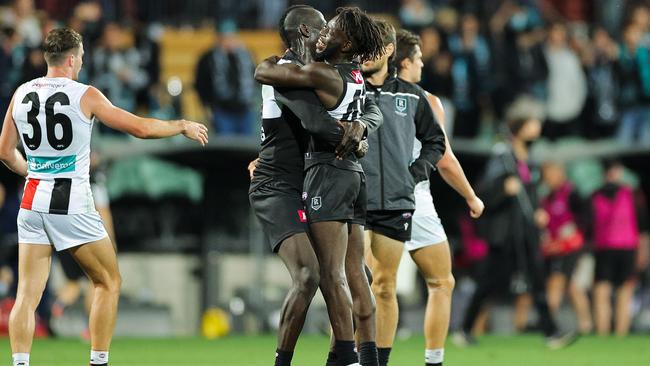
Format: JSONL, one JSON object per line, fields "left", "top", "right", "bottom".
{"left": 402, "top": 212, "right": 412, "bottom": 219}
{"left": 395, "top": 97, "right": 407, "bottom": 114}
{"left": 311, "top": 196, "right": 322, "bottom": 211}
{"left": 404, "top": 222, "right": 409, "bottom": 231}
{"left": 297, "top": 209, "right": 307, "bottom": 223}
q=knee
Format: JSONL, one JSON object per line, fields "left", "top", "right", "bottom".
{"left": 93, "top": 271, "right": 122, "bottom": 295}
{"left": 425, "top": 273, "right": 455, "bottom": 293}
{"left": 354, "top": 295, "right": 376, "bottom": 321}
{"left": 372, "top": 279, "right": 397, "bottom": 302}
{"left": 295, "top": 265, "right": 320, "bottom": 297}
{"left": 320, "top": 271, "right": 346, "bottom": 292}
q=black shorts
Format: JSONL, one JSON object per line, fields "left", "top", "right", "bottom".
{"left": 58, "top": 250, "right": 85, "bottom": 281}
{"left": 302, "top": 164, "right": 366, "bottom": 225}
{"left": 249, "top": 179, "right": 308, "bottom": 253}
{"left": 595, "top": 249, "right": 636, "bottom": 286}
{"left": 365, "top": 210, "right": 414, "bottom": 242}
{"left": 544, "top": 252, "right": 580, "bottom": 278}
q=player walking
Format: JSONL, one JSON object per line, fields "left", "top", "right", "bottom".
{"left": 0, "top": 28, "right": 207, "bottom": 366}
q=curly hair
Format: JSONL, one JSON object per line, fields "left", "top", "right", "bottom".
{"left": 335, "top": 7, "right": 385, "bottom": 62}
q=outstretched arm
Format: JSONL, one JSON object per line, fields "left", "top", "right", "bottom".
{"left": 82, "top": 87, "right": 209, "bottom": 145}
{"left": 0, "top": 95, "right": 28, "bottom": 177}
{"left": 255, "top": 57, "right": 339, "bottom": 91}
{"left": 428, "top": 93, "right": 484, "bottom": 218}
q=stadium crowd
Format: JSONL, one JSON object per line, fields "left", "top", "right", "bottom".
{"left": 0, "top": 0, "right": 648, "bottom": 346}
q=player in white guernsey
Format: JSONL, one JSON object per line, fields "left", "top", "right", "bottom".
{"left": 394, "top": 30, "right": 483, "bottom": 366}
{"left": 0, "top": 28, "right": 207, "bottom": 366}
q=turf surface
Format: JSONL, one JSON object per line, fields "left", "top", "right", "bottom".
{"left": 2, "top": 334, "right": 649, "bottom": 365}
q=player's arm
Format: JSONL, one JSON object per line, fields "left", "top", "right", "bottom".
{"left": 360, "top": 97, "right": 383, "bottom": 133}
{"left": 335, "top": 97, "right": 383, "bottom": 159}
{"left": 254, "top": 57, "right": 337, "bottom": 90}
{"left": 0, "top": 95, "right": 28, "bottom": 177}
{"left": 410, "top": 89, "right": 446, "bottom": 183}
{"left": 82, "top": 87, "right": 208, "bottom": 145}
{"left": 428, "top": 94, "right": 484, "bottom": 218}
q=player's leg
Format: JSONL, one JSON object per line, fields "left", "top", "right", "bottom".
{"left": 567, "top": 279, "right": 592, "bottom": 334}
{"left": 9, "top": 244, "right": 53, "bottom": 364}
{"left": 593, "top": 281, "right": 612, "bottom": 335}
{"left": 410, "top": 241, "right": 454, "bottom": 366}
{"left": 69, "top": 237, "right": 121, "bottom": 365}
{"left": 614, "top": 279, "right": 636, "bottom": 336}
{"left": 275, "top": 232, "right": 320, "bottom": 364}
{"left": 513, "top": 293, "right": 532, "bottom": 332}
{"left": 546, "top": 272, "right": 566, "bottom": 313}
{"left": 365, "top": 230, "right": 403, "bottom": 365}
{"left": 310, "top": 221, "right": 357, "bottom": 366}
{"left": 346, "top": 223, "right": 377, "bottom": 366}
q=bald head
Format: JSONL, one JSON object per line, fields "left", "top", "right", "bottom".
{"left": 279, "top": 5, "right": 326, "bottom": 48}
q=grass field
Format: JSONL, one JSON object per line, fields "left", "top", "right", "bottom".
{"left": 2, "top": 334, "right": 649, "bottom": 365}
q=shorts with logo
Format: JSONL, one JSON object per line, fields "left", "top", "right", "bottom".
{"left": 17, "top": 209, "right": 108, "bottom": 251}
{"left": 302, "top": 163, "right": 366, "bottom": 225}
{"left": 249, "top": 178, "right": 308, "bottom": 253}
{"left": 365, "top": 210, "right": 414, "bottom": 243}
{"left": 405, "top": 181, "right": 447, "bottom": 251}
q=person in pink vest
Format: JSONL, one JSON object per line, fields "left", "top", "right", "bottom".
{"left": 539, "top": 161, "right": 592, "bottom": 334}
{"left": 591, "top": 160, "right": 648, "bottom": 336}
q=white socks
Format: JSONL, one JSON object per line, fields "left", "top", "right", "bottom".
{"left": 90, "top": 350, "right": 109, "bottom": 365}
{"left": 12, "top": 353, "right": 29, "bottom": 366}
{"left": 425, "top": 348, "right": 444, "bottom": 364}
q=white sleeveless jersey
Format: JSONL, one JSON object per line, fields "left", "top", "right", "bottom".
{"left": 13, "top": 77, "right": 95, "bottom": 214}
{"left": 327, "top": 63, "right": 366, "bottom": 121}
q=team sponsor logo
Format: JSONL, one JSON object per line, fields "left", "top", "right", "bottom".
{"left": 404, "top": 222, "right": 409, "bottom": 231}
{"left": 395, "top": 97, "right": 407, "bottom": 113}
{"left": 302, "top": 192, "right": 308, "bottom": 201}
{"left": 402, "top": 212, "right": 412, "bottom": 219}
{"left": 351, "top": 69, "right": 364, "bottom": 84}
{"left": 27, "top": 155, "right": 76, "bottom": 174}
{"left": 297, "top": 209, "right": 307, "bottom": 223}
{"left": 311, "top": 196, "right": 322, "bottom": 211}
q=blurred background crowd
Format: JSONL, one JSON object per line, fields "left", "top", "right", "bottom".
{"left": 0, "top": 0, "right": 648, "bottom": 340}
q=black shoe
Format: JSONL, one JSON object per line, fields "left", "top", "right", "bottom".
{"left": 545, "top": 330, "right": 578, "bottom": 350}
{"left": 452, "top": 330, "right": 477, "bottom": 347}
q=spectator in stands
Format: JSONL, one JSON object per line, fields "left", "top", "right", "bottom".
{"left": 0, "top": 0, "right": 41, "bottom": 48}
{"left": 616, "top": 22, "right": 650, "bottom": 144}
{"left": 195, "top": 19, "right": 256, "bottom": 135}
{"left": 628, "top": 4, "right": 650, "bottom": 46}
{"left": 582, "top": 27, "right": 621, "bottom": 139}
{"left": 90, "top": 22, "right": 149, "bottom": 114}
{"left": 17, "top": 46, "right": 46, "bottom": 85}
{"left": 591, "top": 160, "right": 649, "bottom": 336}
{"left": 399, "top": 0, "right": 436, "bottom": 29}
{"left": 542, "top": 21, "right": 587, "bottom": 141}
{"left": 539, "top": 161, "right": 592, "bottom": 334}
{"left": 0, "top": 26, "right": 23, "bottom": 114}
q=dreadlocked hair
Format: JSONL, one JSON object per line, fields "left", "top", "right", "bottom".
{"left": 394, "top": 29, "right": 421, "bottom": 72}
{"left": 335, "top": 7, "right": 384, "bottom": 63}
{"left": 278, "top": 4, "right": 313, "bottom": 48}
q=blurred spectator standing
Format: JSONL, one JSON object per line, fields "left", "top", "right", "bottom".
{"left": 542, "top": 22, "right": 587, "bottom": 141}
{"left": 448, "top": 13, "right": 490, "bottom": 138}
{"left": 538, "top": 161, "right": 592, "bottom": 334}
{"left": 195, "top": 20, "right": 256, "bottom": 136}
{"left": 399, "top": 0, "right": 435, "bottom": 29}
{"left": 591, "top": 160, "right": 649, "bottom": 336}
{"left": 0, "top": 26, "right": 23, "bottom": 114}
{"left": 582, "top": 27, "right": 620, "bottom": 139}
{"left": 0, "top": 0, "right": 41, "bottom": 48}
{"left": 90, "top": 22, "right": 149, "bottom": 115}
{"left": 616, "top": 22, "right": 650, "bottom": 144}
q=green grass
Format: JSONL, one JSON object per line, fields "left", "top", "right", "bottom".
{"left": 2, "top": 334, "right": 649, "bottom": 365}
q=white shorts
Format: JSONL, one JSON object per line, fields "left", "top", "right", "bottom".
{"left": 17, "top": 209, "right": 108, "bottom": 251}
{"left": 405, "top": 181, "right": 448, "bottom": 251}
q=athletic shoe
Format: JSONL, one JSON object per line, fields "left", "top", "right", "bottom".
{"left": 451, "top": 330, "right": 477, "bottom": 347}
{"left": 545, "top": 330, "right": 578, "bottom": 350}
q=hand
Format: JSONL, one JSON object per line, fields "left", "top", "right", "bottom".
{"left": 181, "top": 120, "right": 209, "bottom": 146}
{"left": 354, "top": 140, "right": 369, "bottom": 158}
{"left": 504, "top": 176, "right": 521, "bottom": 196}
{"left": 534, "top": 209, "right": 550, "bottom": 228}
{"left": 263, "top": 55, "right": 281, "bottom": 64}
{"left": 466, "top": 195, "right": 485, "bottom": 219}
{"left": 409, "top": 159, "right": 432, "bottom": 184}
{"left": 247, "top": 158, "right": 259, "bottom": 179}
{"left": 335, "top": 120, "right": 366, "bottom": 160}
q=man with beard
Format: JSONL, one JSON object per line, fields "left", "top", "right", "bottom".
{"left": 255, "top": 7, "right": 384, "bottom": 366}
{"left": 249, "top": 5, "right": 382, "bottom": 366}
{"left": 359, "top": 21, "right": 447, "bottom": 366}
